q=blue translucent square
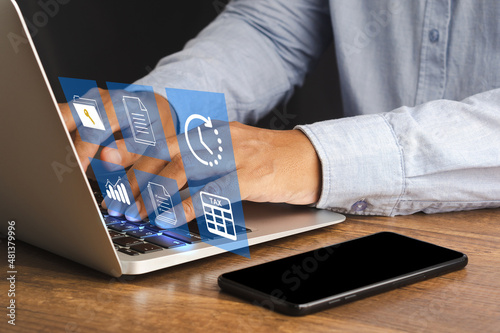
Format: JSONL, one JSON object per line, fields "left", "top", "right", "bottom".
{"left": 165, "top": 88, "right": 249, "bottom": 258}
{"left": 133, "top": 169, "right": 188, "bottom": 234}
{"left": 59, "top": 77, "right": 116, "bottom": 150}
{"left": 89, "top": 158, "right": 139, "bottom": 220}
{"left": 106, "top": 82, "right": 171, "bottom": 161}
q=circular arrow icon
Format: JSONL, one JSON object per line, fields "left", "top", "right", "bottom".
{"left": 184, "top": 114, "right": 223, "bottom": 167}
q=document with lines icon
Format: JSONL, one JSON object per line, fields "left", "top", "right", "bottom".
{"left": 147, "top": 182, "right": 177, "bottom": 226}
{"left": 122, "top": 96, "right": 156, "bottom": 146}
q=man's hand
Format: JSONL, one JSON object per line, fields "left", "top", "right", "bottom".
{"left": 60, "top": 90, "right": 321, "bottom": 223}
{"left": 123, "top": 121, "right": 322, "bottom": 222}
{"left": 58, "top": 88, "right": 177, "bottom": 171}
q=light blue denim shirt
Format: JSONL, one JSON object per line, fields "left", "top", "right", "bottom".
{"left": 136, "top": 0, "right": 500, "bottom": 216}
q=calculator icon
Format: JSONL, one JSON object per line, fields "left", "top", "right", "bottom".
{"left": 200, "top": 191, "right": 237, "bottom": 241}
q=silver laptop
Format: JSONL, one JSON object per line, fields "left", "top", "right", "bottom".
{"left": 0, "top": 0, "right": 345, "bottom": 277}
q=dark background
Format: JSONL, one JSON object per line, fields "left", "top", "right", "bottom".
{"left": 17, "top": 0, "right": 343, "bottom": 129}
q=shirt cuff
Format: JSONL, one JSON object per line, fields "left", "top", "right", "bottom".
{"left": 296, "top": 114, "right": 405, "bottom": 216}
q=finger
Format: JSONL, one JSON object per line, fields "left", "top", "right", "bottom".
{"left": 99, "top": 89, "right": 126, "bottom": 133}
{"left": 100, "top": 134, "right": 172, "bottom": 204}
{"left": 126, "top": 197, "right": 147, "bottom": 221}
{"left": 103, "top": 134, "right": 181, "bottom": 221}
{"left": 120, "top": 152, "right": 188, "bottom": 225}
{"left": 199, "top": 172, "right": 242, "bottom": 201}
{"left": 73, "top": 132, "right": 99, "bottom": 171}
{"left": 181, "top": 172, "right": 242, "bottom": 224}
{"left": 100, "top": 139, "right": 143, "bottom": 169}
{"left": 121, "top": 160, "right": 166, "bottom": 219}
{"left": 102, "top": 180, "right": 145, "bottom": 221}
{"left": 181, "top": 196, "right": 196, "bottom": 223}
{"left": 58, "top": 102, "right": 77, "bottom": 132}
{"left": 125, "top": 152, "right": 171, "bottom": 198}
{"left": 118, "top": 150, "right": 179, "bottom": 222}
{"left": 164, "top": 132, "right": 181, "bottom": 159}
{"left": 155, "top": 154, "right": 188, "bottom": 188}
{"left": 107, "top": 197, "right": 144, "bottom": 221}
{"left": 101, "top": 160, "right": 163, "bottom": 220}
{"left": 128, "top": 132, "right": 186, "bottom": 187}
{"left": 99, "top": 139, "right": 146, "bottom": 212}
{"left": 124, "top": 153, "right": 187, "bottom": 219}
{"left": 155, "top": 93, "right": 178, "bottom": 139}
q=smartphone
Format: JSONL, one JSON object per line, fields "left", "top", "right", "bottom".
{"left": 218, "top": 232, "right": 467, "bottom": 316}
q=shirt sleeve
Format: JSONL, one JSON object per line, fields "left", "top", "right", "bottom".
{"left": 134, "top": 0, "right": 332, "bottom": 130}
{"left": 296, "top": 88, "right": 500, "bottom": 216}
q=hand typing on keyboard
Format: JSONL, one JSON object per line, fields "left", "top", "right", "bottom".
{"left": 60, "top": 91, "right": 321, "bottom": 224}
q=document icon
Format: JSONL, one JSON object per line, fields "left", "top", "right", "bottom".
{"left": 147, "top": 182, "right": 177, "bottom": 225}
{"left": 123, "top": 96, "right": 156, "bottom": 146}
{"left": 72, "top": 95, "right": 106, "bottom": 131}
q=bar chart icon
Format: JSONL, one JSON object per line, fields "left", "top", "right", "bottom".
{"left": 105, "top": 177, "right": 131, "bottom": 206}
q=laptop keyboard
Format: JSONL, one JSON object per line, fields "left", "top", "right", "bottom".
{"left": 104, "top": 214, "right": 202, "bottom": 256}
{"left": 91, "top": 178, "right": 250, "bottom": 256}
{"left": 105, "top": 214, "right": 251, "bottom": 256}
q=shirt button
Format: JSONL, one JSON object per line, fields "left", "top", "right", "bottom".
{"left": 351, "top": 200, "right": 368, "bottom": 212}
{"left": 429, "top": 29, "right": 439, "bottom": 43}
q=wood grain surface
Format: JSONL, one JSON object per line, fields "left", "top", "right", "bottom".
{"left": 1, "top": 208, "right": 499, "bottom": 332}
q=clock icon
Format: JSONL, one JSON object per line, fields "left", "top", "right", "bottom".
{"left": 184, "top": 114, "right": 223, "bottom": 167}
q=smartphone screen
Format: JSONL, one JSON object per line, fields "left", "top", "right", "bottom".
{"left": 218, "top": 232, "right": 467, "bottom": 316}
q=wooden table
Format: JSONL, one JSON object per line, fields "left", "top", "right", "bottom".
{"left": 2, "top": 208, "right": 499, "bottom": 332}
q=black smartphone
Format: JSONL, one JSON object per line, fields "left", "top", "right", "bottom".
{"left": 218, "top": 232, "right": 467, "bottom": 316}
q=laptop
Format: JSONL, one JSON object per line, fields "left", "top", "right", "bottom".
{"left": 0, "top": 0, "right": 345, "bottom": 277}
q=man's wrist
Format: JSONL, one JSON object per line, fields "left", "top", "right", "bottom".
{"left": 291, "top": 129, "right": 322, "bottom": 205}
